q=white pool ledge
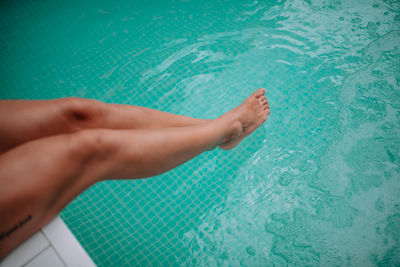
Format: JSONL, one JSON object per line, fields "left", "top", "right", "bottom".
{"left": 0, "top": 216, "right": 96, "bottom": 267}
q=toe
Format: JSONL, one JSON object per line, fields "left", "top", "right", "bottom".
{"left": 253, "top": 88, "right": 266, "bottom": 98}
{"left": 263, "top": 97, "right": 269, "bottom": 107}
{"left": 262, "top": 101, "right": 268, "bottom": 108}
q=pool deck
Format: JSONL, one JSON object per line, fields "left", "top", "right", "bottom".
{"left": 0, "top": 216, "right": 95, "bottom": 267}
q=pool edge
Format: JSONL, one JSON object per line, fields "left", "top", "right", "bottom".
{"left": 0, "top": 216, "right": 96, "bottom": 267}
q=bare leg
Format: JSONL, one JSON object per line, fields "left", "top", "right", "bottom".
{"left": 0, "top": 89, "right": 269, "bottom": 259}
{"left": 0, "top": 98, "right": 207, "bottom": 153}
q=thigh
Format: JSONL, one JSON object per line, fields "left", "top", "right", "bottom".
{"left": 0, "top": 130, "right": 107, "bottom": 259}
{"left": 0, "top": 99, "right": 71, "bottom": 153}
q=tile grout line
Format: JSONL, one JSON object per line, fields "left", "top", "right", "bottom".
{"left": 21, "top": 244, "right": 51, "bottom": 267}
{"left": 40, "top": 230, "right": 68, "bottom": 267}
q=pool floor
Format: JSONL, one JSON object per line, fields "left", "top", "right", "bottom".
{"left": 1, "top": 0, "right": 400, "bottom": 265}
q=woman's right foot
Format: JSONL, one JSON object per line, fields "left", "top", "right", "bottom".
{"left": 217, "top": 88, "right": 270, "bottom": 150}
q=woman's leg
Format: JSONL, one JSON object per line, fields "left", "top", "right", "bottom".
{"left": 0, "top": 88, "right": 269, "bottom": 259}
{"left": 0, "top": 98, "right": 208, "bottom": 153}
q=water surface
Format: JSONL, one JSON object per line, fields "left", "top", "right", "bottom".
{"left": 1, "top": 0, "right": 400, "bottom": 265}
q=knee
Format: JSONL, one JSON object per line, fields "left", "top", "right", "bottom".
{"left": 71, "top": 129, "right": 116, "bottom": 158}
{"left": 61, "top": 97, "right": 105, "bottom": 131}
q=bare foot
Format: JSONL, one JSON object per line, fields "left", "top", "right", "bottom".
{"left": 218, "top": 88, "right": 270, "bottom": 150}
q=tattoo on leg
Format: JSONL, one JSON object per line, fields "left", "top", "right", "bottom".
{"left": 0, "top": 215, "right": 32, "bottom": 241}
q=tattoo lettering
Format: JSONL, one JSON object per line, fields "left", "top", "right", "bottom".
{"left": 0, "top": 214, "right": 32, "bottom": 241}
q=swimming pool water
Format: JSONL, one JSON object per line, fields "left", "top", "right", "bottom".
{"left": 1, "top": 0, "right": 400, "bottom": 265}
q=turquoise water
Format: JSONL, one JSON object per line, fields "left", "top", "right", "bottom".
{"left": 1, "top": 0, "right": 400, "bottom": 265}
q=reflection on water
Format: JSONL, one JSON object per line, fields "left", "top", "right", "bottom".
{"left": 1, "top": 0, "right": 399, "bottom": 265}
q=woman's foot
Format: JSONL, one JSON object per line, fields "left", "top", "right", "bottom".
{"left": 218, "top": 88, "right": 270, "bottom": 150}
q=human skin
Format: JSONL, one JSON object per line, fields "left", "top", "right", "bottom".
{"left": 0, "top": 97, "right": 209, "bottom": 154}
{"left": 0, "top": 88, "right": 270, "bottom": 259}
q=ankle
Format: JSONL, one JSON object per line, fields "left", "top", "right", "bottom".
{"left": 217, "top": 118, "right": 242, "bottom": 146}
